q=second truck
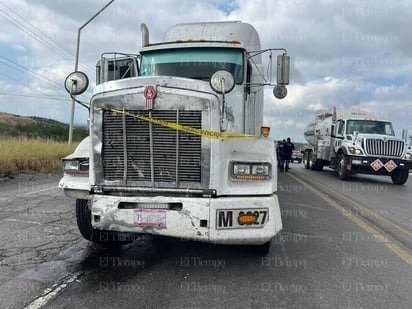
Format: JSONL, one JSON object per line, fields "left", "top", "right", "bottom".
{"left": 302, "top": 107, "right": 412, "bottom": 185}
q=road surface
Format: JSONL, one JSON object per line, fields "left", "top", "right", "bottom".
{"left": 0, "top": 169, "right": 410, "bottom": 309}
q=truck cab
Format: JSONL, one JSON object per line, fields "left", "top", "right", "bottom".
{"left": 60, "top": 21, "right": 290, "bottom": 253}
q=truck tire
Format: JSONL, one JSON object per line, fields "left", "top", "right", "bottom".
{"left": 391, "top": 169, "right": 409, "bottom": 185}
{"left": 337, "top": 154, "right": 350, "bottom": 180}
{"left": 311, "top": 161, "right": 323, "bottom": 171}
{"left": 76, "top": 199, "right": 134, "bottom": 245}
{"left": 304, "top": 151, "right": 311, "bottom": 169}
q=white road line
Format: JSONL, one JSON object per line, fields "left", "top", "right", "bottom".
{"left": 25, "top": 273, "right": 81, "bottom": 309}
{"left": 20, "top": 186, "right": 58, "bottom": 196}
{"left": 4, "top": 219, "right": 42, "bottom": 225}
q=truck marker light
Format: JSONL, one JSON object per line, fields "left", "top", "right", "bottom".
{"left": 261, "top": 126, "right": 270, "bottom": 137}
{"left": 238, "top": 212, "right": 258, "bottom": 225}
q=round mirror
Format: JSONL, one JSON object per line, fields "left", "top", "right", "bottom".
{"left": 210, "top": 70, "right": 235, "bottom": 94}
{"left": 273, "top": 85, "right": 287, "bottom": 99}
{"left": 64, "top": 71, "right": 89, "bottom": 95}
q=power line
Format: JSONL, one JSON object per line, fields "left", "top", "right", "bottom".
{"left": 0, "top": 91, "right": 71, "bottom": 102}
{"left": 0, "top": 71, "right": 51, "bottom": 96}
{"left": 0, "top": 0, "right": 87, "bottom": 67}
{"left": 0, "top": 55, "right": 61, "bottom": 88}
{"left": 0, "top": 7, "right": 94, "bottom": 75}
{"left": 0, "top": 56, "right": 91, "bottom": 101}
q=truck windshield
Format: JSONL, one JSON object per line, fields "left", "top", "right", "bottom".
{"left": 346, "top": 120, "right": 395, "bottom": 136}
{"left": 140, "top": 47, "right": 244, "bottom": 84}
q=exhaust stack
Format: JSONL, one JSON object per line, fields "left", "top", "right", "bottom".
{"left": 140, "top": 23, "right": 149, "bottom": 47}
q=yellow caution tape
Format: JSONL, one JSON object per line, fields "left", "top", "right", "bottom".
{"left": 108, "top": 108, "right": 258, "bottom": 140}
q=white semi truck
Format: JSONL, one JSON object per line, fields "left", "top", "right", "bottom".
{"left": 302, "top": 107, "right": 412, "bottom": 184}
{"left": 60, "top": 21, "right": 290, "bottom": 253}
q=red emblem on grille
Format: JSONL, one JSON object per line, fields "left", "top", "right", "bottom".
{"left": 144, "top": 85, "right": 157, "bottom": 110}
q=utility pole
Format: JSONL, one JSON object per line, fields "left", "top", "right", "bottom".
{"left": 68, "top": 0, "right": 115, "bottom": 143}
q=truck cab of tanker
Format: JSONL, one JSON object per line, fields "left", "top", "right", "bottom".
{"left": 60, "top": 21, "right": 290, "bottom": 253}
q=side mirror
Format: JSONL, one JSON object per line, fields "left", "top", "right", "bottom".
{"left": 277, "top": 54, "right": 290, "bottom": 85}
{"left": 64, "top": 71, "right": 89, "bottom": 96}
{"left": 210, "top": 70, "right": 235, "bottom": 94}
{"left": 273, "top": 53, "right": 289, "bottom": 99}
{"left": 273, "top": 85, "right": 287, "bottom": 99}
{"left": 353, "top": 131, "right": 359, "bottom": 145}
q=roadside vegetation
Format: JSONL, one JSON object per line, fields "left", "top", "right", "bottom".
{"left": 0, "top": 138, "right": 78, "bottom": 176}
{"left": 0, "top": 113, "right": 85, "bottom": 176}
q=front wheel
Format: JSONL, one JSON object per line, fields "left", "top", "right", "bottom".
{"left": 337, "top": 154, "right": 350, "bottom": 180}
{"left": 391, "top": 169, "right": 409, "bottom": 185}
{"left": 76, "top": 199, "right": 135, "bottom": 245}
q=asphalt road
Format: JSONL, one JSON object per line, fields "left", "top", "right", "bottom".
{"left": 0, "top": 169, "right": 411, "bottom": 309}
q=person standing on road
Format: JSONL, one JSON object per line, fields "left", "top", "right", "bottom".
{"left": 283, "top": 137, "right": 295, "bottom": 172}
{"left": 277, "top": 139, "right": 286, "bottom": 172}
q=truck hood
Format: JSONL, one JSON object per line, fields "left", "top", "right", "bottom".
{"left": 356, "top": 134, "right": 404, "bottom": 142}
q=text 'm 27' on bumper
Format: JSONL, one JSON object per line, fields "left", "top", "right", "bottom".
{"left": 91, "top": 195, "right": 282, "bottom": 245}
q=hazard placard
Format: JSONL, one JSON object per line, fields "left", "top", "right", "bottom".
{"left": 384, "top": 160, "right": 397, "bottom": 173}
{"left": 370, "top": 159, "right": 384, "bottom": 171}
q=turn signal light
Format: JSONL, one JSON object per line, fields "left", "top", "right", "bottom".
{"left": 238, "top": 213, "right": 258, "bottom": 225}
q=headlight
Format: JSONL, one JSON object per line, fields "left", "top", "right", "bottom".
{"left": 62, "top": 158, "right": 89, "bottom": 175}
{"left": 405, "top": 153, "right": 412, "bottom": 160}
{"left": 348, "top": 146, "right": 363, "bottom": 155}
{"left": 231, "top": 162, "right": 271, "bottom": 181}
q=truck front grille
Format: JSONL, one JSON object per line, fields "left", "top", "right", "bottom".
{"left": 102, "top": 110, "right": 202, "bottom": 185}
{"left": 364, "top": 138, "right": 404, "bottom": 157}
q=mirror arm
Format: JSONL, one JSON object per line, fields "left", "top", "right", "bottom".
{"left": 220, "top": 78, "right": 226, "bottom": 130}
{"left": 70, "top": 93, "right": 90, "bottom": 111}
{"left": 69, "top": 86, "right": 89, "bottom": 111}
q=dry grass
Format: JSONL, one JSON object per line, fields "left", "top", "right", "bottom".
{"left": 0, "top": 138, "right": 78, "bottom": 175}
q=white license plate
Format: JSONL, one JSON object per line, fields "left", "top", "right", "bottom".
{"left": 216, "top": 208, "right": 268, "bottom": 229}
{"left": 134, "top": 209, "right": 166, "bottom": 228}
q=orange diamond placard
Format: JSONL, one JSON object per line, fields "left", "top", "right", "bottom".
{"left": 384, "top": 160, "right": 397, "bottom": 173}
{"left": 370, "top": 159, "right": 384, "bottom": 171}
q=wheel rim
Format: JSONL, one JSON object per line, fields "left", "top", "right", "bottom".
{"left": 338, "top": 156, "right": 344, "bottom": 176}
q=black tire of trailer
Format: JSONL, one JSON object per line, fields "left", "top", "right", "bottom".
{"left": 307, "top": 151, "right": 323, "bottom": 171}
{"left": 391, "top": 169, "right": 409, "bottom": 185}
{"left": 337, "top": 153, "right": 351, "bottom": 180}
{"left": 76, "top": 199, "right": 134, "bottom": 245}
{"left": 304, "top": 150, "right": 311, "bottom": 169}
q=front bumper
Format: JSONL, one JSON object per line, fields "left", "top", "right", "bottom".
{"left": 348, "top": 156, "right": 412, "bottom": 175}
{"left": 90, "top": 194, "right": 282, "bottom": 245}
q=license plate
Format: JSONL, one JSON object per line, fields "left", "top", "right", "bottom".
{"left": 216, "top": 208, "right": 268, "bottom": 229}
{"left": 134, "top": 209, "right": 166, "bottom": 228}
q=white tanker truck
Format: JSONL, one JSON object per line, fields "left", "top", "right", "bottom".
{"left": 302, "top": 107, "right": 412, "bottom": 185}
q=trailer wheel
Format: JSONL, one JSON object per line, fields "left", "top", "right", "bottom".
{"left": 391, "top": 169, "right": 409, "bottom": 185}
{"left": 337, "top": 154, "right": 350, "bottom": 180}
{"left": 76, "top": 199, "right": 134, "bottom": 245}
{"left": 304, "top": 151, "right": 311, "bottom": 169}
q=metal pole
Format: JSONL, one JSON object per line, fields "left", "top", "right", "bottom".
{"left": 68, "top": 0, "right": 115, "bottom": 143}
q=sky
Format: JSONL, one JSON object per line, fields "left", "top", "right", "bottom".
{"left": 0, "top": 0, "right": 411, "bottom": 142}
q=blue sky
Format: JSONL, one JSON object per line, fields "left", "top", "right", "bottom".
{"left": 0, "top": 0, "right": 411, "bottom": 142}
